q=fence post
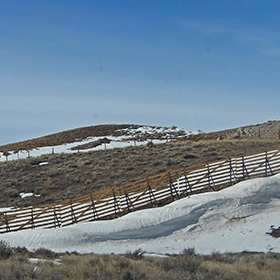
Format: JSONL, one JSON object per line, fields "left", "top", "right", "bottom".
{"left": 53, "top": 205, "right": 61, "bottom": 228}
{"left": 4, "top": 213, "right": 10, "bottom": 233}
{"left": 242, "top": 156, "right": 245, "bottom": 179}
{"left": 265, "top": 151, "right": 273, "bottom": 177}
{"left": 184, "top": 169, "right": 192, "bottom": 196}
{"left": 70, "top": 201, "right": 77, "bottom": 224}
{"left": 124, "top": 190, "right": 134, "bottom": 212}
{"left": 207, "top": 164, "right": 216, "bottom": 191}
{"left": 147, "top": 177, "right": 157, "bottom": 207}
{"left": 229, "top": 158, "right": 233, "bottom": 185}
{"left": 230, "top": 158, "right": 238, "bottom": 184}
{"left": 168, "top": 172, "right": 180, "bottom": 200}
{"left": 229, "top": 158, "right": 237, "bottom": 185}
{"left": 112, "top": 189, "right": 121, "bottom": 217}
{"left": 31, "top": 207, "right": 35, "bottom": 229}
{"left": 265, "top": 152, "right": 268, "bottom": 176}
{"left": 90, "top": 194, "right": 99, "bottom": 220}
{"left": 241, "top": 156, "right": 250, "bottom": 180}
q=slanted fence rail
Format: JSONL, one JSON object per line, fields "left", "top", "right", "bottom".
{"left": 1, "top": 148, "right": 280, "bottom": 234}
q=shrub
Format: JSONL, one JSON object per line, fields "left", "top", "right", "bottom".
{"left": 14, "top": 246, "right": 29, "bottom": 255}
{"left": 181, "top": 247, "right": 196, "bottom": 256}
{"left": 124, "top": 248, "right": 145, "bottom": 260}
{"left": 0, "top": 241, "right": 13, "bottom": 259}
{"left": 32, "top": 247, "right": 58, "bottom": 259}
{"left": 210, "top": 250, "right": 224, "bottom": 262}
{"left": 5, "top": 189, "right": 20, "bottom": 198}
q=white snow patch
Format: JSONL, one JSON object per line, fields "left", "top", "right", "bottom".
{"left": 39, "top": 162, "right": 49, "bottom": 166}
{"left": 20, "top": 193, "right": 34, "bottom": 198}
{"left": 19, "top": 193, "right": 41, "bottom": 198}
{"left": 28, "top": 258, "right": 62, "bottom": 266}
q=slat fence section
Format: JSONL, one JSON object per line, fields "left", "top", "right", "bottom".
{"left": 1, "top": 148, "right": 280, "bottom": 234}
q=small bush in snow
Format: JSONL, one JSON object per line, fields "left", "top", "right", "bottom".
{"left": 33, "top": 248, "right": 58, "bottom": 259}
{"left": 181, "top": 247, "right": 196, "bottom": 256}
{"left": 124, "top": 248, "right": 145, "bottom": 260}
{"left": 0, "top": 241, "right": 13, "bottom": 259}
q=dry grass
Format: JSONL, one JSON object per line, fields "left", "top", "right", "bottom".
{"left": 0, "top": 245, "right": 280, "bottom": 279}
{"left": 0, "top": 138, "right": 279, "bottom": 208}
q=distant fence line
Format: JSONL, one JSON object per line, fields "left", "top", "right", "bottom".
{"left": 0, "top": 139, "right": 167, "bottom": 162}
{"left": 0, "top": 148, "right": 280, "bottom": 234}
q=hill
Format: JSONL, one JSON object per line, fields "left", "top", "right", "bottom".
{"left": 0, "top": 121, "right": 279, "bottom": 152}
{"left": 0, "top": 121, "right": 279, "bottom": 208}
{"left": 0, "top": 124, "right": 189, "bottom": 152}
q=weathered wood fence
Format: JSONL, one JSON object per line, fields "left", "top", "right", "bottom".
{"left": 1, "top": 148, "right": 280, "bottom": 233}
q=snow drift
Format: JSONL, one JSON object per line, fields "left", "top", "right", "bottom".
{"left": 1, "top": 173, "right": 280, "bottom": 256}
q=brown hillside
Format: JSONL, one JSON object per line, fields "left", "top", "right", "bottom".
{"left": 188, "top": 120, "right": 280, "bottom": 141}
{"left": 0, "top": 121, "right": 279, "bottom": 208}
{"left": 0, "top": 124, "right": 140, "bottom": 152}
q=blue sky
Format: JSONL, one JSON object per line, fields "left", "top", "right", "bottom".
{"left": 0, "top": 1, "right": 279, "bottom": 145}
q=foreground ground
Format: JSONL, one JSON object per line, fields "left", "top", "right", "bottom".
{"left": 0, "top": 244, "right": 280, "bottom": 280}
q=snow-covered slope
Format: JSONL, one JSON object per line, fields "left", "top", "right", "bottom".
{"left": 2, "top": 174, "right": 280, "bottom": 255}
{"left": 0, "top": 125, "right": 192, "bottom": 162}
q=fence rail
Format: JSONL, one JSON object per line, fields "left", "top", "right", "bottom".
{"left": 1, "top": 148, "right": 280, "bottom": 233}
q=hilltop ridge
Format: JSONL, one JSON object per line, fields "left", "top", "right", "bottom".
{"left": 0, "top": 124, "right": 189, "bottom": 152}
{"left": 1, "top": 121, "right": 279, "bottom": 153}
{"left": 188, "top": 120, "right": 280, "bottom": 141}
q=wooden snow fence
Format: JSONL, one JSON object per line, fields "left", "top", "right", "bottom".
{"left": 1, "top": 148, "right": 280, "bottom": 234}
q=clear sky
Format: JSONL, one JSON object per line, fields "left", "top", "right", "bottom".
{"left": 0, "top": 1, "right": 279, "bottom": 145}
